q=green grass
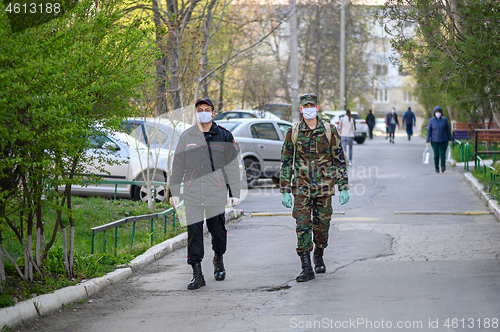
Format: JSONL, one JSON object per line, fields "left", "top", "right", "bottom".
{"left": 451, "top": 140, "right": 500, "bottom": 162}
{"left": 472, "top": 165, "right": 500, "bottom": 203}
{"left": 1, "top": 196, "right": 186, "bottom": 307}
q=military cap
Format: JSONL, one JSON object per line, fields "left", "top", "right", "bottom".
{"left": 299, "top": 93, "right": 317, "bottom": 106}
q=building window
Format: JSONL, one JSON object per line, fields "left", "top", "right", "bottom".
{"left": 374, "top": 88, "right": 389, "bottom": 103}
{"left": 374, "top": 64, "right": 388, "bottom": 76}
{"left": 403, "top": 90, "right": 417, "bottom": 103}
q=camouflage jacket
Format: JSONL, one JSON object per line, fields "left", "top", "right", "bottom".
{"left": 280, "top": 118, "right": 349, "bottom": 197}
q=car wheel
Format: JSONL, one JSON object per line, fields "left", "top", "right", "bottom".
{"left": 355, "top": 137, "right": 365, "bottom": 144}
{"left": 133, "top": 173, "right": 168, "bottom": 203}
{"left": 271, "top": 177, "right": 280, "bottom": 187}
{"left": 244, "top": 158, "right": 260, "bottom": 189}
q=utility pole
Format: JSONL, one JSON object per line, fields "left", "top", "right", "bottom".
{"left": 339, "top": 0, "right": 346, "bottom": 110}
{"left": 290, "top": 0, "right": 300, "bottom": 122}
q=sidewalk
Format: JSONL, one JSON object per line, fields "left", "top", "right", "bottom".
{"left": 12, "top": 135, "right": 500, "bottom": 332}
{"left": 0, "top": 208, "right": 243, "bottom": 328}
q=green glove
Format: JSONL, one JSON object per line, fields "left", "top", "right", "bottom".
{"left": 339, "top": 189, "right": 349, "bottom": 205}
{"left": 281, "top": 192, "right": 292, "bottom": 208}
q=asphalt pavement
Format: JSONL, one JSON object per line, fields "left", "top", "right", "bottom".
{"left": 13, "top": 131, "right": 500, "bottom": 332}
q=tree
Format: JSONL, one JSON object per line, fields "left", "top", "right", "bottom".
{"left": 380, "top": 0, "right": 500, "bottom": 122}
{"left": 0, "top": 0, "right": 156, "bottom": 286}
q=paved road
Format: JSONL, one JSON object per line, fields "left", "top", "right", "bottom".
{"left": 17, "top": 134, "right": 500, "bottom": 332}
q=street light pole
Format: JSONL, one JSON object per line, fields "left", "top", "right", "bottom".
{"left": 339, "top": 0, "right": 346, "bottom": 110}
{"left": 290, "top": 0, "right": 300, "bottom": 122}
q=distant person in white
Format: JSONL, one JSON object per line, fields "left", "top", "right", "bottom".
{"left": 337, "top": 109, "right": 356, "bottom": 166}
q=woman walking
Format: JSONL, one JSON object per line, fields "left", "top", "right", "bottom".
{"left": 426, "top": 106, "right": 452, "bottom": 173}
{"left": 337, "top": 109, "right": 356, "bottom": 166}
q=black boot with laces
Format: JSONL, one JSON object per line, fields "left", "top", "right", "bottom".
{"left": 187, "top": 262, "right": 206, "bottom": 290}
{"left": 213, "top": 254, "right": 226, "bottom": 281}
{"left": 313, "top": 247, "right": 326, "bottom": 274}
{"left": 296, "top": 251, "right": 315, "bottom": 282}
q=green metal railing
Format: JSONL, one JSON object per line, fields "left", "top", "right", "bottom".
{"left": 454, "top": 140, "right": 470, "bottom": 171}
{"left": 91, "top": 201, "right": 184, "bottom": 254}
{"left": 476, "top": 156, "right": 496, "bottom": 183}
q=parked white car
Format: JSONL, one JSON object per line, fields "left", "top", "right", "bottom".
{"left": 322, "top": 110, "right": 369, "bottom": 144}
{"left": 122, "top": 118, "right": 192, "bottom": 151}
{"left": 375, "top": 117, "right": 387, "bottom": 133}
{"left": 71, "top": 131, "right": 172, "bottom": 202}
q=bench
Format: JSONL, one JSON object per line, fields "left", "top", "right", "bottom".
{"left": 453, "top": 122, "right": 498, "bottom": 146}
{"left": 474, "top": 129, "right": 500, "bottom": 169}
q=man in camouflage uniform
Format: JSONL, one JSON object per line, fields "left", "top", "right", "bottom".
{"left": 280, "top": 93, "right": 349, "bottom": 282}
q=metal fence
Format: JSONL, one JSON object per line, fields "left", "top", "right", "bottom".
{"left": 90, "top": 178, "right": 184, "bottom": 254}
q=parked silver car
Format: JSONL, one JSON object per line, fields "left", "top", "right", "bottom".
{"left": 216, "top": 118, "right": 293, "bottom": 188}
{"left": 122, "top": 117, "right": 192, "bottom": 150}
{"left": 214, "top": 110, "right": 281, "bottom": 121}
{"left": 71, "top": 131, "right": 172, "bottom": 202}
{"left": 322, "top": 110, "right": 369, "bottom": 144}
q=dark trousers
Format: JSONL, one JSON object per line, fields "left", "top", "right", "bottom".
{"left": 368, "top": 125, "right": 374, "bottom": 139}
{"left": 406, "top": 124, "right": 413, "bottom": 137}
{"left": 431, "top": 141, "right": 448, "bottom": 170}
{"left": 186, "top": 205, "right": 226, "bottom": 265}
{"left": 388, "top": 124, "right": 396, "bottom": 140}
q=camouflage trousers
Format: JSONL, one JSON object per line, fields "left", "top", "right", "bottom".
{"left": 292, "top": 194, "right": 333, "bottom": 254}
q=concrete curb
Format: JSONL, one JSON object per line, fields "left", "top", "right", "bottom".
{"left": 0, "top": 208, "right": 243, "bottom": 329}
{"left": 463, "top": 172, "right": 500, "bottom": 220}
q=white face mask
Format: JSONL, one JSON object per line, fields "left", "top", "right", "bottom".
{"left": 435, "top": 112, "right": 442, "bottom": 119}
{"left": 196, "top": 111, "right": 213, "bottom": 124}
{"left": 302, "top": 107, "right": 317, "bottom": 120}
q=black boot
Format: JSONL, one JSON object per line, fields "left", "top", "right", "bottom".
{"left": 213, "top": 254, "right": 226, "bottom": 281}
{"left": 296, "top": 251, "right": 315, "bottom": 282}
{"left": 187, "top": 262, "right": 206, "bottom": 290}
{"left": 313, "top": 247, "right": 326, "bottom": 274}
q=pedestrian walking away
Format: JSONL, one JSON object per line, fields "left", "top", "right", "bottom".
{"left": 279, "top": 93, "right": 349, "bottom": 283}
{"left": 386, "top": 107, "right": 399, "bottom": 143}
{"left": 169, "top": 97, "right": 241, "bottom": 290}
{"left": 402, "top": 107, "right": 416, "bottom": 140}
{"left": 366, "top": 109, "right": 375, "bottom": 139}
{"left": 426, "top": 106, "right": 452, "bottom": 173}
{"left": 337, "top": 109, "right": 356, "bottom": 166}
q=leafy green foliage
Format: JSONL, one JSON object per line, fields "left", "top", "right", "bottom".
{"left": 2, "top": 0, "right": 79, "bottom": 33}
{"left": 381, "top": 0, "right": 500, "bottom": 121}
{"left": 0, "top": 0, "right": 158, "bottom": 283}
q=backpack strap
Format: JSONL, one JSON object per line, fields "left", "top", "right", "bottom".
{"left": 291, "top": 122, "right": 300, "bottom": 181}
{"left": 324, "top": 122, "right": 332, "bottom": 144}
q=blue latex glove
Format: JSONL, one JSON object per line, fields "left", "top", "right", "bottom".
{"left": 281, "top": 192, "right": 292, "bottom": 208}
{"left": 339, "top": 189, "right": 349, "bottom": 205}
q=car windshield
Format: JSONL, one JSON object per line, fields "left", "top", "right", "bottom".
{"left": 218, "top": 122, "right": 242, "bottom": 132}
{"left": 115, "top": 132, "right": 150, "bottom": 150}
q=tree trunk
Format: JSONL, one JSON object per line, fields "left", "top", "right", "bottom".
{"left": 0, "top": 231, "right": 5, "bottom": 294}
{"left": 490, "top": 101, "right": 500, "bottom": 128}
{"left": 67, "top": 188, "right": 75, "bottom": 276}
{"left": 218, "top": 70, "right": 225, "bottom": 110}
{"left": 27, "top": 234, "right": 33, "bottom": 281}
{"left": 167, "top": 0, "right": 181, "bottom": 111}
{"left": 36, "top": 197, "right": 43, "bottom": 266}
{"left": 152, "top": 0, "right": 168, "bottom": 115}
{"left": 61, "top": 226, "right": 69, "bottom": 276}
